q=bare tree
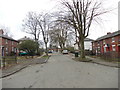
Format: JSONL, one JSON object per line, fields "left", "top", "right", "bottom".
{"left": 36, "top": 13, "right": 51, "bottom": 56}
{"left": 48, "top": 29, "right": 59, "bottom": 49}
{"left": 61, "top": 0, "right": 108, "bottom": 59}
{"left": 49, "top": 21, "right": 71, "bottom": 50}
{"left": 23, "top": 12, "right": 52, "bottom": 56}
{"left": 22, "top": 12, "right": 40, "bottom": 41}
{"left": 66, "top": 31, "right": 75, "bottom": 47}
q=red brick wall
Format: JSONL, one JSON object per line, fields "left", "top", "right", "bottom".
{"left": 92, "top": 34, "right": 120, "bottom": 58}
{"left": 0, "top": 29, "right": 19, "bottom": 56}
{"left": 2, "top": 38, "right": 18, "bottom": 56}
{"left": 93, "top": 35, "right": 120, "bottom": 52}
{"left": 92, "top": 35, "right": 120, "bottom": 57}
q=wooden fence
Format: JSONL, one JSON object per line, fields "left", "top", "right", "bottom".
{"left": 0, "top": 56, "right": 17, "bottom": 68}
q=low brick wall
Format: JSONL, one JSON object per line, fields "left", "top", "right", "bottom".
{"left": 99, "top": 52, "right": 120, "bottom": 61}
{"left": 85, "top": 50, "right": 94, "bottom": 55}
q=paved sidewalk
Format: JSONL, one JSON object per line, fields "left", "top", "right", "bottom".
{"left": 86, "top": 56, "right": 119, "bottom": 68}
{"left": 69, "top": 53, "right": 119, "bottom": 68}
{"left": 1, "top": 54, "right": 48, "bottom": 78}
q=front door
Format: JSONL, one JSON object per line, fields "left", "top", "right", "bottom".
{"left": 118, "top": 46, "right": 120, "bottom": 52}
{"left": 2, "top": 47, "right": 4, "bottom": 56}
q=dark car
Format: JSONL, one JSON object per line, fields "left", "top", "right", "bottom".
{"left": 48, "top": 50, "right": 53, "bottom": 53}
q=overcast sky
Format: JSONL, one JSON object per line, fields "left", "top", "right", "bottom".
{"left": 0, "top": 0, "right": 119, "bottom": 40}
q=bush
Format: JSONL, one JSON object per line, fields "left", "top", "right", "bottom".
{"left": 36, "top": 48, "right": 44, "bottom": 56}
{"left": 18, "top": 40, "right": 39, "bottom": 56}
{"left": 10, "top": 51, "right": 16, "bottom": 56}
{"left": 85, "top": 50, "right": 93, "bottom": 55}
{"left": 66, "top": 46, "right": 75, "bottom": 53}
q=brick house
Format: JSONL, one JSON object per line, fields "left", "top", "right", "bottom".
{"left": 0, "top": 29, "right": 19, "bottom": 56}
{"left": 92, "top": 30, "right": 120, "bottom": 58}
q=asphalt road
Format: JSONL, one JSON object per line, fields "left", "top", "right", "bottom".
{"left": 2, "top": 52, "right": 118, "bottom": 88}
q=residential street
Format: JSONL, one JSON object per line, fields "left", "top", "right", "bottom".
{"left": 2, "top": 52, "right": 118, "bottom": 88}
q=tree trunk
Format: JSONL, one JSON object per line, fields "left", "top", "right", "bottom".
{"left": 78, "top": 41, "right": 81, "bottom": 51}
{"left": 36, "top": 40, "right": 39, "bottom": 55}
{"left": 45, "top": 43, "right": 48, "bottom": 56}
{"left": 62, "top": 43, "right": 65, "bottom": 49}
{"left": 80, "top": 36, "right": 85, "bottom": 59}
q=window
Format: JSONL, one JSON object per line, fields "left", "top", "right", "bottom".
{"left": 112, "top": 45, "right": 116, "bottom": 51}
{"left": 6, "top": 39, "right": 8, "bottom": 44}
{"left": 12, "top": 41, "right": 14, "bottom": 45}
{"left": 103, "top": 40, "right": 106, "bottom": 44}
{"left": 97, "top": 47, "right": 101, "bottom": 53}
{"left": 6, "top": 47, "right": 8, "bottom": 54}
{"left": 98, "top": 41, "right": 100, "bottom": 45}
{"left": 6, "top": 48, "right": 8, "bottom": 51}
{"left": 14, "top": 47, "right": 17, "bottom": 52}
{"left": 97, "top": 46, "right": 100, "bottom": 49}
{"left": 112, "top": 37, "right": 115, "bottom": 42}
{"left": 104, "top": 47, "right": 106, "bottom": 52}
{"left": 12, "top": 47, "right": 14, "bottom": 51}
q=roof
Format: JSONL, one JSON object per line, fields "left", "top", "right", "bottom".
{"left": 0, "top": 34, "right": 18, "bottom": 42}
{"left": 95, "top": 30, "right": 120, "bottom": 41}
{"left": 18, "top": 36, "right": 32, "bottom": 41}
{"left": 74, "top": 38, "right": 94, "bottom": 45}
{"left": 84, "top": 38, "right": 94, "bottom": 41}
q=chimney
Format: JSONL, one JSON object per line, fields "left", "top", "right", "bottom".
{"left": 107, "top": 32, "right": 111, "bottom": 35}
{"left": 0, "top": 29, "right": 4, "bottom": 35}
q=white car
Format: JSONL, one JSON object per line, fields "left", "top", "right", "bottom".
{"left": 62, "top": 50, "right": 68, "bottom": 54}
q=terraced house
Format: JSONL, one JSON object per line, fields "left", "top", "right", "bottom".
{"left": 0, "top": 29, "right": 19, "bottom": 56}
{"left": 92, "top": 30, "right": 120, "bottom": 59}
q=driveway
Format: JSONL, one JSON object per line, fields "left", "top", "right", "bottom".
{"left": 2, "top": 52, "right": 118, "bottom": 88}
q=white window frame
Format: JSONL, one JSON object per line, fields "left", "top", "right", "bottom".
{"left": 104, "top": 46, "right": 106, "bottom": 53}
{"left": 112, "top": 45, "right": 116, "bottom": 51}
{"left": 6, "top": 39, "right": 8, "bottom": 44}
{"left": 103, "top": 40, "right": 106, "bottom": 44}
{"left": 112, "top": 37, "right": 115, "bottom": 42}
{"left": 12, "top": 47, "right": 14, "bottom": 51}
{"left": 6, "top": 48, "right": 8, "bottom": 52}
{"left": 12, "top": 41, "right": 14, "bottom": 45}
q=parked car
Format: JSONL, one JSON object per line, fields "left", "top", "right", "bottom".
{"left": 62, "top": 50, "right": 68, "bottom": 54}
{"left": 19, "top": 52, "right": 28, "bottom": 56}
{"left": 48, "top": 50, "right": 53, "bottom": 53}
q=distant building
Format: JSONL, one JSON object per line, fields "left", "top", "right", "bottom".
{"left": 92, "top": 30, "right": 120, "bottom": 58}
{"left": 18, "top": 36, "right": 33, "bottom": 54}
{"left": 18, "top": 36, "right": 31, "bottom": 43}
{"left": 74, "top": 38, "right": 94, "bottom": 51}
{"left": 0, "top": 29, "right": 19, "bottom": 56}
